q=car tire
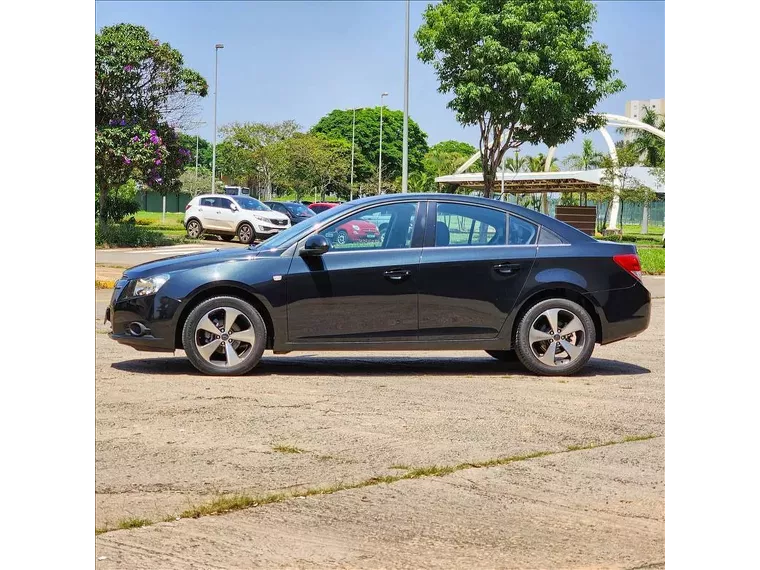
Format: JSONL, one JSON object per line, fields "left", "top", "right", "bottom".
{"left": 237, "top": 223, "right": 255, "bottom": 244}
{"left": 221, "top": 235, "right": 235, "bottom": 242}
{"left": 514, "top": 298, "right": 596, "bottom": 376}
{"left": 336, "top": 230, "right": 349, "bottom": 245}
{"left": 186, "top": 219, "right": 203, "bottom": 239}
{"left": 485, "top": 349, "right": 519, "bottom": 363}
{"left": 182, "top": 296, "right": 267, "bottom": 376}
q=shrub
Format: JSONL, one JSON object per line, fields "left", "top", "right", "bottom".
{"left": 95, "top": 194, "right": 140, "bottom": 223}
{"left": 96, "top": 223, "right": 173, "bottom": 248}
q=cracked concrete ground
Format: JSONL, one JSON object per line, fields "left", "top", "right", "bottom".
{"left": 95, "top": 289, "right": 664, "bottom": 568}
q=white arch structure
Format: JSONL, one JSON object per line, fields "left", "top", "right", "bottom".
{"left": 454, "top": 113, "right": 665, "bottom": 231}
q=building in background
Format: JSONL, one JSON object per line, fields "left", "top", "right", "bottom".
{"left": 624, "top": 98, "right": 665, "bottom": 142}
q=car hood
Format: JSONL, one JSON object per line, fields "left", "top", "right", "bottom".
{"left": 244, "top": 209, "right": 289, "bottom": 222}
{"left": 123, "top": 246, "right": 265, "bottom": 280}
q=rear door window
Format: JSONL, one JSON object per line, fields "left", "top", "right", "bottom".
{"left": 433, "top": 202, "right": 507, "bottom": 247}
{"left": 508, "top": 215, "right": 538, "bottom": 245}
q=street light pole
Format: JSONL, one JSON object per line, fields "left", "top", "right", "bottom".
{"left": 378, "top": 92, "right": 388, "bottom": 194}
{"left": 350, "top": 107, "right": 356, "bottom": 201}
{"left": 195, "top": 134, "right": 199, "bottom": 179}
{"left": 211, "top": 43, "right": 224, "bottom": 194}
{"left": 401, "top": 0, "right": 410, "bottom": 193}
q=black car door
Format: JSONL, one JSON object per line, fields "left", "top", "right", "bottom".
{"left": 417, "top": 200, "right": 537, "bottom": 340}
{"left": 285, "top": 200, "right": 425, "bottom": 344}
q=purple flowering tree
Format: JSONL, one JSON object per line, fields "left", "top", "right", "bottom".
{"left": 95, "top": 24, "right": 207, "bottom": 224}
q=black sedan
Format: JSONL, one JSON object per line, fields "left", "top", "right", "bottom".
{"left": 264, "top": 201, "right": 316, "bottom": 225}
{"left": 105, "top": 194, "right": 650, "bottom": 376}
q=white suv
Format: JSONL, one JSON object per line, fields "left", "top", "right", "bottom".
{"left": 184, "top": 194, "right": 291, "bottom": 244}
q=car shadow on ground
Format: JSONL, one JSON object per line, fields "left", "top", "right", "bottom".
{"left": 110, "top": 355, "right": 650, "bottom": 378}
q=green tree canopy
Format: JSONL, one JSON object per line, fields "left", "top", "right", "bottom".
{"left": 625, "top": 107, "right": 665, "bottom": 167}
{"left": 310, "top": 107, "right": 429, "bottom": 181}
{"left": 95, "top": 23, "right": 208, "bottom": 223}
{"left": 416, "top": 0, "right": 624, "bottom": 197}
{"left": 178, "top": 133, "right": 212, "bottom": 170}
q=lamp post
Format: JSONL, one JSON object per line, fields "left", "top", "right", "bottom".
{"left": 401, "top": 0, "right": 410, "bottom": 193}
{"left": 378, "top": 92, "right": 388, "bottom": 194}
{"left": 350, "top": 107, "right": 357, "bottom": 201}
{"left": 211, "top": 43, "right": 224, "bottom": 194}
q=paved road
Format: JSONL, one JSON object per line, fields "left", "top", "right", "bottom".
{"left": 96, "top": 239, "right": 244, "bottom": 267}
{"left": 95, "top": 287, "right": 664, "bottom": 568}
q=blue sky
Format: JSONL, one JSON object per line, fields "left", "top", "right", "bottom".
{"left": 95, "top": 1, "right": 664, "bottom": 161}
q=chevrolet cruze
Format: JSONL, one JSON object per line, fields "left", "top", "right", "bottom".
{"left": 106, "top": 194, "right": 651, "bottom": 376}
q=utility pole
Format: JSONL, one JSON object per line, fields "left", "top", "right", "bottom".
{"left": 401, "top": 0, "right": 410, "bottom": 193}
{"left": 378, "top": 92, "right": 388, "bottom": 193}
{"left": 211, "top": 43, "right": 224, "bottom": 193}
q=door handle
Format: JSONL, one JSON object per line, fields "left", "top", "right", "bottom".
{"left": 493, "top": 263, "right": 520, "bottom": 275}
{"left": 383, "top": 269, "right": 411, "bottom": 282}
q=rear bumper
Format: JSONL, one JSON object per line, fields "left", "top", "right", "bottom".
{"left": 587, "top": 281, "right": 651, "bottom": 345}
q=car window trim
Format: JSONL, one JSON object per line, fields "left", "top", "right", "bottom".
{"left": 300, "top": 198, "right": 425, "bottom": 254}
{"left": 426, "top": 200, "right": 519, "bottom": 248}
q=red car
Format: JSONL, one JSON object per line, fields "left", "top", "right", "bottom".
{"left": 332, "top": 219, "right": 380, "bottom": 245}
{"left": 308, "top": 202, "right": 339, "bottom": 214}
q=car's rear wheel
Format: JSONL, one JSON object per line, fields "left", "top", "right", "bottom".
{"left": 514, "top": 299, "right": 596, "bottom": 376}
{"left": 485, "top": 350, "right": 519, "bottom": 362}
{"left": 237, "top": 223, "right": 254, "bottom": 244}
{"left": 186, "top": 219, "right": 203, "bottom": 239}
{"left": 182, "top": 296, "right": 266, "bottom": 376}
{"left": 220, "top": 235, "right": 235, "bottom": 242}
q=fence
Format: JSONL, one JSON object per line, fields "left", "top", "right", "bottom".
{"left": 499, "top": 193, "right": 665, "bottom": 228}
{"left": 137, "top": 191, "right": 193, "bottom": 213}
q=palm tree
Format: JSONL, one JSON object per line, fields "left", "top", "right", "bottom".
{"left": 621, "top": 108, "right": 664, "bottom": 234}
{"left": 563, "top": 138, "right": 604, "bottom": 206}
{"left": 626, "top": 107, "right": 665, "bottom": 167}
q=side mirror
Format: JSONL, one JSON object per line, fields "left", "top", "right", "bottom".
{"left": 301, "top": 234, "right": 330, "bottom": 256}
{"left": 230, "top": 204, "right": 239, "bottom": 212}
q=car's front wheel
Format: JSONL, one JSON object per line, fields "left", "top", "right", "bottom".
{"left": 182, "top": 296, "right": 267, "bottom": 376}
{"left": 237, "top": 223, "right": 254, "bottom": 244}
{"left": 514, "top": 299, "right": 596, "bottom": 376}
{"left": 336, "top": 230, "right": 349, "bottom": 245}
{"left": 186, "top": 219, "right": 203, "bottom": 239}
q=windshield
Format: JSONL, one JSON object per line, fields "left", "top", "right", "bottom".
{"left": 234, "top": 197, "right": 270, "bottom": 211}
{"left": 286, "top": 203, "right": 314, "bottom": 216}
{"left": 254, "top": 202, "right": 354, "bottom": 250}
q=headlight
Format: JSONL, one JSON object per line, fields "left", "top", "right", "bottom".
{"left": 133, "top": 274, "right": 170, "bottom": 296}
{"left": 351, "top": 224, "right": 361, "bottom": 231}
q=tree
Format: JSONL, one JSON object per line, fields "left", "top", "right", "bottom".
{"left": 625, "top": 107, "right": 665, "bottom": 168}
{"left": 218, "top": 121, "right": 300, "bottom": 199}
{"left": 408, "top": 171, "right": 436, "bottom": 193}
{"left": 178, "top": 133, "right": 212, "bottom": 170}
{"left": 274, "top": 133, "right": 352, "bottom": 201}
{"left": 95, "top": 24, "right": 208, "bottom": 224}
{"left": 416, "top": 0, "right": 625, "bottom": 198}
{"left": 179, "top": 168, "right": 223, "bottom": 196}
{"left": 595, "top": 142, "right": 649, "bottom": 232}
{"left": 563, "top": 137, "right": 604, "bottom": 205}
{"left": 311, "top": 108, "right": 429, "bottom": 181}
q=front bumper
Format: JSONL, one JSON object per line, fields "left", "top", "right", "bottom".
{"left": 105, "top": 281, "right": 179, "bottom": 352}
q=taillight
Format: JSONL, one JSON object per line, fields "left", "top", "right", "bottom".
{"left": 185, "top": 204, "right": 192, "bottom": 211}
{"left": 613, "top": 253, "right": 642, "bottom": 281}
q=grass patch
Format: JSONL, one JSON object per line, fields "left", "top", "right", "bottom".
{"left": 134, "top": 211, "right": 185, "bottom": 226}
{"left": 96, "top": 434, "right": 660, "bottom": 535}
{"left": 117, "top": 518, "right": 152, "bottom": 530}
{"left": 623, "top": 224, "right": 664, "bottom": 236}
{"left": 272, "top": 445, "right": 306, "bottom": 454}
{"left": 389, "top": 464, "right": 411, "bottom": 470}
{"left": 95, "top": 280, "right": 115, "bottom": 289}
{"left": 639, "top": 248, "right": 665, "bottom": 275}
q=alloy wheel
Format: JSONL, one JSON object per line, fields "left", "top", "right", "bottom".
{"left": 187, "top": 221, "right": 201, "bottom": 238}
{"left": 238, "top": 225, "right": 253, "bottom": 243}
{"left": 194, "top": 307, "right": 256, "bottom": 367}
{"left": 528, "top": 308, "right": 586, "bottom": 367}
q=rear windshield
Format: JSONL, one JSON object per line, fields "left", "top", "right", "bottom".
{"left": 286, "top": 203, "right": 313, "bottom": 216}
